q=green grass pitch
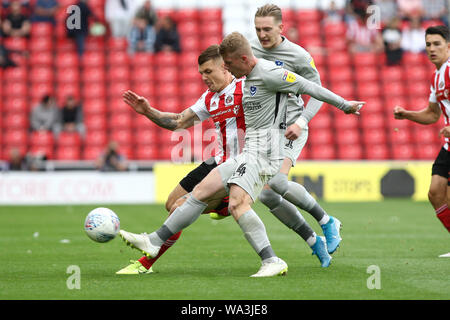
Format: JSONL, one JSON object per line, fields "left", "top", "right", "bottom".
{"left": 0, "top": 200, "right": 448, "bottom": 300}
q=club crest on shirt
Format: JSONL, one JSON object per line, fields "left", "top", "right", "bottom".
{"left": 439, "top": 81, "right": 445, "bottom": 89}
{"left": 250, "top": 86, "right": 257, "bottom": 96}
{"left": 225, "top": 95, "right": 234, "bottom": 106}
{"left": 275, "top": 60, "right": 284, "bottom": 66}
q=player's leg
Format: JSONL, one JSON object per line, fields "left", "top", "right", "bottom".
{"left": 258, "top": 184, "right": 331, "bottom": 267}
{"left": 120, "top": 165, "right": 228, "bottom": 258}
{"left": 429, "top": 148, "right": 450, "bottom": 232}
{"left": 165, "top": 184, "right": 189, "bottom": 213}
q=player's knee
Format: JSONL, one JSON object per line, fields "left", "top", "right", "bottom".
{"left": 165, "top": 199, "right": 174, "bottom": 213}
{"left": 428, "top": 186, "right": 445, "bottom": 206}
{"left": 258, "top": 189, "right": 282, "bottom": 209}
{"left": 268, "top": 172, "right": 289, "bottom": 195}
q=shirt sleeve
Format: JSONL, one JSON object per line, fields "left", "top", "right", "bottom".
{"left": 262, "top": 66, "right": 349, "bottom": 111}
{"left": 189, "top": 90, "right": 211, "bottom": 121}
{"left": 429, "top": 85, "right": 437, "bottom": 103}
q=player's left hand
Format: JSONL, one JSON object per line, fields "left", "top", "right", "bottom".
{"left": 345, "top": 101, "right": 366, "bottom": 115}
{"left": 285, "top": 123, "right": 302, "bottom": 140}
{"left": 439, "top": 126, "right": 450, "bottom": 138}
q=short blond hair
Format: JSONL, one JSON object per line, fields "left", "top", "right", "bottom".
{"left": 219, "top": 32, "right": 252, "bottom": 57}
{"left": 255, "top": 3, "right": 282, "bottom": 23}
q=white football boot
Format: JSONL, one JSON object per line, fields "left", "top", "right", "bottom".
{"left": 119, "top": 230, "right": 160, "bottom": 258}
{"left": 250, "top": 258, "right": 288, "bottom": 277}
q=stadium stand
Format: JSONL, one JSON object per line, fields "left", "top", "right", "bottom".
{"left": 0, "top": 0, "right": 446, "bottom": 166}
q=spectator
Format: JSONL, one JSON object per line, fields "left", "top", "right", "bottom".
{"left": 127, "top": 0, "right": 157, "bottom": 54}
{"left": 30, "top": 94, "right": 60, "bottom": 135}
{"left": 154, "top": 15, "right": 181, "bottom": 53}
{"left": 2, "top": 0, "right": 31, "bottom": 37}
{"left": 6, "top": 147, "right": 27, "bottom": 171}
{"left": 105, "top": 0, "right": 139, "bottom": 38}
{"left": 346, "top": 0, "right": 373, "bottom": 21}
{"left": 0, "top": 43, "right": 23, "bottom": 68}
{"left": 30, "top": 0, "right": 58, "bottom": 25}
{"left": 401, "top": 16, "right": 426, "bottom": 53}
{"left": 66, "top": 0, "right": 96, "bottom": 57}
{"left": 322, "top": 0, "right": 345, "bottom": 25}
{"left": 422, "top": 0, "right": 448, "bottom": 26}
{"left": 373, "top": 0, "right": 398, "bottom": 25}
{"left": 59, "top": 95, "right": 85, "bottom": 137}
{"left": 397, "top": 0, "right": 424, "bottom": 21}
{"left": 96, "top": 141, "right": 127, "bottom": 172}
{"left": 382, "top": 17, "right": 403, "bottom": 65}
{"left": 346, "top": 13, "right": 384, "bottom": 53}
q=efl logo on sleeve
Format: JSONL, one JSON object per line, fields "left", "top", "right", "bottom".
{"left": 282, "top": 71, "right": 296, "bottom": 83}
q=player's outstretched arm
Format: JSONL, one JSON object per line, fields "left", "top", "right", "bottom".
{"left": 123, "top": 90, "right": 200, "bottom": 131}
{"left": 393, "top": 102, "right": 441, "bottom": 125}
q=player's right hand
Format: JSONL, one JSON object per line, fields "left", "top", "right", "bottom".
{"left": 393, "top": 106, "right": 407, "bottom": 119}
{"left": 123, "top": 90, "right": 151, "bottom": 115}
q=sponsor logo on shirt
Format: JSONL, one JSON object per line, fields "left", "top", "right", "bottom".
{"left": 250, "top": 86, "right": 257, "bottom": 96}
{"left": 282, "top": 71, "right": 296, "bottom": 83}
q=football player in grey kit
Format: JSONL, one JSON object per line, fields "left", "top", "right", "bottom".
{"left": 119, "top": 32, "right": 364, "bottom": 277}
{"left": 249, "top": 4, "right": 344, "bottom": 264}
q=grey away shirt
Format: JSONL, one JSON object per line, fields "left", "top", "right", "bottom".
{"left": 250, "top": 36, "right": 323, "bottom": 125}
{"left": 243, "top": 58, "right": 349, "bottom": 161}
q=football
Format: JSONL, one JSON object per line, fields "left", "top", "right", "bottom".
{"left": 84, "top": 207, "right": 120, "bottom": 243}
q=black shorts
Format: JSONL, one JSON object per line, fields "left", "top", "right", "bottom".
{"left": 431, "top": 147, "right": 450, "bottom": 185}
{"left": 179, "top": 157, "right": 218, "bottom": 193}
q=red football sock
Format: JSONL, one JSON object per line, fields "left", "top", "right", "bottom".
{"left": 138, "top": 231, "right": 182, "bottom": 269}
{"left": 435, "top": 205, "right": 450, "bottom": 232}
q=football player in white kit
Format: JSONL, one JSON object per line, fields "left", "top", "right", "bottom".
{"left": 394, "top": 25, "right": 450, "bottom": 257}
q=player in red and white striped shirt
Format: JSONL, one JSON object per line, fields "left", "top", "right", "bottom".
{"left": 394, "top": 25, "right": 450, "bottom": 257}
{"left": 117, "top": 45, "right": 244, "bottom": 274}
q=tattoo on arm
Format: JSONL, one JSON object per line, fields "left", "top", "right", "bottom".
{"left": 146, "top": 109, "right": 179, "bottom": 130}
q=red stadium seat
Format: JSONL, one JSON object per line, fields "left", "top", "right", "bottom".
{"left": 55, "top": 52, "right": 79, "bottom": 69}
{"left": 107, "top": 66, "right": 130, "bottom": 82}
{"left": 382, "top": 81, "right": 406, "bottom": 98}
{"left": 84, "top": 114, "right": 107, "bottom": 131}
{"left": 403, "top": 52, "right": 427, "bottom": 66}
{"left": 81, "top": 67, "right": 105, "bottom": 83}
{"left": 334, "top": 112, "right": 359, "bottom": 129}
{"left": 200, "top": 20, "right": 222, "bottom": 37}
{"left": 391, "top": 144, "right": 416, "bottom": 160}
{"left": 156, "top": 97, "right": 181, "bottom": 113}
{"left": 30, "top": 66, "right": 54, "bottom": 83}
{"left": 107, "top": 38, "right": 128, "bottom": 51}
{"left": 4, "top": 129, "right": 28, "bottom": 146}
{"left": 30, "top": 22, "right": 54, "bottom": 38}
{"left": 308, "top": 112, "right": 332, "bottom": 130}
{"left": 107, "top": 81, "right": 130, "bottom": 98}
{"left": 336, "top": 128, "right": 361, "bottom": 145}
{"left": 29, "top": 145, "right": 54, "bottom": 160}
{"left": 56, "top": 146, "right": 81, "bottom": 160}
{"left": 415, "top": 143, "right": 440, "bottom": 160}
{"left": 85, "top": 37, "right": 105, "bottom": 52}
{"left": 177, "top": 21, "right": 200, "bottom": 36}
{"left": 381, "top": 66, "right": 404, "bottom": 82}
{"left": 308, "top": 128, "right": 333, "bottom": 145}
{"left": 297, "top": 9, "right": 322, "bottom": 23}
{"left": 107, "top": 51, "right": 130, "bottom": 66}
{"left": 135, "top": 128, "right": 158, "bottom": 145}
{"left": 356, "top": 81, "right": 381, "bottom": 100}
{"left": 56, "top": 67, "right": 80, "bottom": 84}
{"left": 2, "top": 145, "right": 27, "bottom": 161}
{"left": 365, "top": 144, "right": 390, "bottom": 159}
{"left": 337, "top": 144, "right": 363, "bottom": 160}
{"left": 352, "top": 52, "right": 378, "bottom": 67}
{"left": 30, "top": 130, "right": 54, "bottom": 147}
{"left": 3, "top": 112, "right": 29, "bottom": 130}
{"left": 360, "top": 113, "right": 385, "bottom": 129}
{"left": 323, "top": 21, "right": 347, "bottom": 37}
{"left": 199, "top": 8, "right": 222, "bottom": 22}
{"left": 135, "top": 145, "right": 158, "bottom": 160}
{"left": 406, "top": 81, "right": 430, "bottom": 98}
{"left": 4, "top": 82, "right": 28, "bottom": 97}
{"left": 109, "top": 112, "right": 133, "bottom": 129}
{"left": 83, "top": 145, "right": 104, "bottom": 160}
{"left": 82, "top": 51, "right": 105, "bottom": 68}
{"left": 412, "top": 126, "right": 440, "bottom": 144}
{"left": 330, "top": 81, "right": 355, "bottom": 99}
{"left": 82, "top": 83, "right": 106, "bottom": 99}
{"left": 57, "top": 132, "right": 81, "bottom": 147}
{"left": 130, "top": 66, "right": 154, "bottom": 82}
{"left": 3, "top": 37, "right": 27, "bottom": 51}
{"left": 29, "top": 51, "right": 53, "bottom": 66}
{"left": 129, "top": 52, "right": 154, "bottom": 67}
{"left": 3, "top": 67, "right": 28, "bottom": 82}
{"left": 328, "top": 65, "right": 353, "bottom": 82}
{"left": 388, "top": 127, "right": 413, "bottom": 144}
{"left": 404, "top": 65, "right": 429, "bottom": 82}
{"left": 84, "top": 99, "right": 107, "bottom": 115}
{"left": 109, "top": 129, "right": 133, "bottom": 146}
{"left": 131, "top": 82, "right": 155, "bottom": 98}
{"left": 56, "top": 83, "right": 81, "bottom": 103}
{"left": 200, "top": 35, "right": 222, "bottom": 51}
{"left": 354, "top": 66, "right": 379, "bottom": 82}
{"left": 29, "top": 37, "right": 53, "bottom": 52}
{"left": 4, "top": 97, "right": 29, "bottom": 113}
{"left": 310, "top": 144, "right": 336, "bottom": 160}
{"left": 180, "top": 36, "right": 200, "bottom": 52}
{"left": 84, "top": 129, "right": 107, "bottom": 147}
{"left": 30, "top": 83, "right": 54, "bottom": 102}
{"left": 362, "top": 127, "right": 387, "bottom": 145}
